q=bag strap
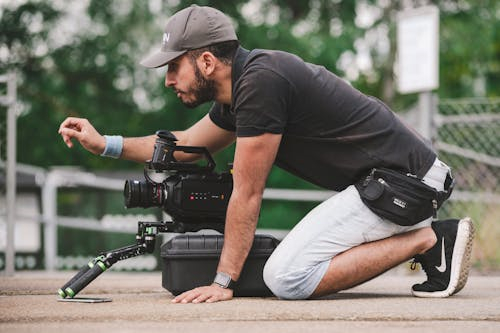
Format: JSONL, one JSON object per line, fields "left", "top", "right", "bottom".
{"left": 437, "top": 171, "right": 455, "bottom": 207}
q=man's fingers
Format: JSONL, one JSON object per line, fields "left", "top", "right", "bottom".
{"left": 59, "top": 127, "right": 83, "bottom": 142}
{"left": 63, "top": 137, "right": 73, "bottom": 148}
{"left": 172, "top": 287, "right": 211, "bottom": 304}
{"left": 192, "top": 292, "right": 213, "bottom": 304}
{"left": 59, "top": 117, "right": 85, "bottom": 148}
{"left": 205, "top": 295, "right": 219, "bottom": 303}
{"left": 179, "top": 290, "right": 202, "bottom": 304}
{"left": 172, "top": 290, "right": 198, "bottom": 303}
{"left": 171, "top": 286, "right": 233, "bottom": 304}
{"left": 58, "top": 117, "right": 86, "bottom": 133}
{"left": 59, "top": 130, "right": 75, "bottom": 148}
{"left": 171, "top": 291, "right": 186, "bottom": 303}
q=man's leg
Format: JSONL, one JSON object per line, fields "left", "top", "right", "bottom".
{"left": 263, "top": 185, "right": 432, "bottom": 299}
{"left": 311, "top": 227, "right": 436, "bottom": 297}
{"left": 264, "top": 159, "right": 473, "bottom": 299}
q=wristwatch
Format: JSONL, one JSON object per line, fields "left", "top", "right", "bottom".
{"left": 213, "top": 272, "right": 236, "bottom": 289}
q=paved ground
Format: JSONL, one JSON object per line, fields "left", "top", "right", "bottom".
{"left": 1, "top": 270, "right": 499, "bottom": 332}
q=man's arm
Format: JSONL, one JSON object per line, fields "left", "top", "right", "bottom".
{"left": 169, "top": 114, "right": 236, "bottom": 162}
{"left": 58, "top": 114, "right": 235, "bottom": 162}
{"left": 172, "top": 132, "right": 282, "bottom": 303}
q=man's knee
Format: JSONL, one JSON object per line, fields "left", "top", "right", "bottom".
{"left": 263, "top": 259, "right": 302, "bottom": 299}
{"left": 263, "top": 258, "right": 318, "bottom": 300}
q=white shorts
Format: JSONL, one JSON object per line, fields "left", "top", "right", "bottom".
{"left": 263, "top": 158, "right": 450, "bottom": 299}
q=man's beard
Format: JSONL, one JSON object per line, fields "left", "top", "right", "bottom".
{"left": 182, "top": 64, "right": 217, "bottom": 108}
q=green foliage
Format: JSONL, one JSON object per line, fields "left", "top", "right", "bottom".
{"left": 437, "top": 0, "right": 500, "bottom": 98}
{"left": 259, "top": 200, "right": 318, "bottom": 229}
{"left": 2, "top": 0, "right": 499, "bottom": 170}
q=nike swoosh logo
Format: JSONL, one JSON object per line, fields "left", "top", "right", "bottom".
{"left": 435, "top": 237, "right": 447, "bottom": 273}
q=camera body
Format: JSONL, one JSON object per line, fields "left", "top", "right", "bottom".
{"left": 124, "top": 130, "right": 233, "bottom": 229}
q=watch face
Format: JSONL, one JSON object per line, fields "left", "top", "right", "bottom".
{"left": 214, "top": 272, "right": 232, "bottom": 288}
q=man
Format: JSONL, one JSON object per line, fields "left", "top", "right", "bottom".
{"left": 59, "top": 5, "right": 474, "bottom": 303}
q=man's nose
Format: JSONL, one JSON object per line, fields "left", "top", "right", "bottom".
{"left": 165, "top": 72, "right": 175, "bottom": 87}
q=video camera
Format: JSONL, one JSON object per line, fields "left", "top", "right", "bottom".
{"left": 124, "top": 130, "right": 233, "bottom": 232}
{"left": 57, "top": 130, "right": 233, "bottom": 298}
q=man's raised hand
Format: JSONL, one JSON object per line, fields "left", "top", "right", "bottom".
{"left": 58, "top": 117, "right": 106, "bottom": 155}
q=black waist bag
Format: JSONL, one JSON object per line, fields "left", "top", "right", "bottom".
{"left": 355, "top": 168, "right": 454, "bottom": 226}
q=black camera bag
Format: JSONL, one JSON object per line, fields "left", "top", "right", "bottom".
{"left": 355, "top": 168, "right": 453, "bottom": 226}
{"left": 161, "top": 234, "right": 279, "bottom": 296}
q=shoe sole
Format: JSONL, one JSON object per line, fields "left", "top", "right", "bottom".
{"left": 412, "top": 217, "right": 475, "bottom": 298}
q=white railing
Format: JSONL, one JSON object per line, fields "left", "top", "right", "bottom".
{"left": 2, "top": 161, "right": 497, "bottom": 271}
{"left": 0, "top": 73, "right": 17, "bottom": 276}
{"left": 39, "top": 167, "right": 500, "bottom": 271}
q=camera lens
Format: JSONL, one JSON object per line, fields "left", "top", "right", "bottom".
{"left": 124, "top": 180, "right": 165, "bottom": 208}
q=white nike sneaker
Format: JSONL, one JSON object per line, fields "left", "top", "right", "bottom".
{"left": 411, "top": 217, "right": 475, "bottom": 298}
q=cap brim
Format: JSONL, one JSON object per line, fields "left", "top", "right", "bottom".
{"left": 139, "top": 50, "right": 187, "bottom": 68}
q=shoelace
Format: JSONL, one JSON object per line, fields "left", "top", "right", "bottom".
{"left": 412, "top": 253, "right": 442, "bottom": 282}
{"left": 410, "top": 254, "right": 424, "bottom": 271}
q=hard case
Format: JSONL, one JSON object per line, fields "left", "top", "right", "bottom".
{"left": 160, "top": 234, "right": 279, "bottom": 296}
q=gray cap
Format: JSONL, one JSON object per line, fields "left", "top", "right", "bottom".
{"left": 140, "top": 5, "right": 238, "bottom": 68}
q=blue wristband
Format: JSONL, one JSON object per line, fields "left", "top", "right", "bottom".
{"left": 100, "top": 135, "right": 123, "bottom": 159}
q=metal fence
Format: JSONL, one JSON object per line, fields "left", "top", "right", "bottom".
{"left": 434, "top": 98, "right": 500, "bottom": 268}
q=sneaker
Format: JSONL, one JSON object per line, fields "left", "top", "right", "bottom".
{"left": 411, "top": 217, "right": 475, "bottom": 298}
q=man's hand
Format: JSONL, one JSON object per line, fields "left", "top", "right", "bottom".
{"left": 171, "top": 284, "right": 233, "bottom": 304}
{"left": 58, "top": 117, "right": 106, "bottom": 155}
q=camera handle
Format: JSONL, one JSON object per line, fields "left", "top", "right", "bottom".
{"left": 151, "top": 130, "right": 216, "bottom": 173}
{"left": 57, "top": 220, "right": 224, "bottom": 298}
{"left": 58, "top": 222, "right": 162, "bottom": 298}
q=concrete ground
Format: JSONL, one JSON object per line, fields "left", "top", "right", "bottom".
{"left": 1, "top": 270, "right": 499, "bottom": 333}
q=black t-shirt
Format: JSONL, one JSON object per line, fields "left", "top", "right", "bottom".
{"left": 210, "top": 47, "right": 436, "bottom": 191}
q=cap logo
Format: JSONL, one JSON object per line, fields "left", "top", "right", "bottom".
{"left": 162, "top": 33, "right": 170, "bottom": 49}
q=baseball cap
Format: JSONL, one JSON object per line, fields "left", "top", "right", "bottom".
{"left": 140, "top": 5, "right": 238, "bottom": 68}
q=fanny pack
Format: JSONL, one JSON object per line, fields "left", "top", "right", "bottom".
{"left": 355, "top": 168, "right": 454, "bottom": 226}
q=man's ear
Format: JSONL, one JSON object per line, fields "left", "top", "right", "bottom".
{"left": 198, "top": 51, "right": 217, "bottom": 76}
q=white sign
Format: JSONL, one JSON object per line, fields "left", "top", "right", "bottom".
{"left": 397, "top": 6, "right": 439, "bottom": 94}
